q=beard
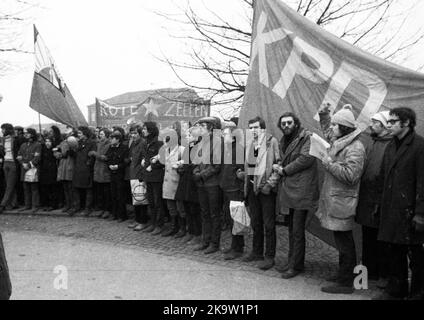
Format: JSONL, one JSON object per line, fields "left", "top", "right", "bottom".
{"left": 283, "top": 127, "right": 295, "bottom": 136}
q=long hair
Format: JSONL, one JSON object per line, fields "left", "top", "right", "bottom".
{"left": 50, "top": 125, "right": 62, "bottom": 145}
{"left": 1, "top": 123, "right": 14, "bottom": 137}
{"left": 143, "top": 121, "right": 159, "bottom": 139}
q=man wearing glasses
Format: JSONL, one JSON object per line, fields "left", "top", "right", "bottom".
{"left": 374, "top": 107, "right": 424, "bottom": 300}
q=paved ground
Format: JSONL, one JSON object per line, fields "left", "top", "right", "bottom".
{"left": 0, "top": 209, "right": 379, "bottom": 300}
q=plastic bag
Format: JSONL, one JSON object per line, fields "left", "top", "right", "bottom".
{"left": 230, "top": 201, "right": 251, "bottom": 236}
{"left": 130, "top": 179, "right": 149, "bottom": 206}
{"left": 24, "top": 168, "right": 38, "bottom": 183}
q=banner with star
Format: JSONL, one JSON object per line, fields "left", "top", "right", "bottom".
{"left": 95, "top": 95, "right": 210, "bottom": 129}
{"left": 239, "top": 0, "right": 424, "bottom": 138}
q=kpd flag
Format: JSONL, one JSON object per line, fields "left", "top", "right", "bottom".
{"left": 239, "top": 0, "right": 424, "bottom": 137}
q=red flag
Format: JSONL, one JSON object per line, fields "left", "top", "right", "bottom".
{"left": 29, "top": 25, "right": 88, "bottom": 127}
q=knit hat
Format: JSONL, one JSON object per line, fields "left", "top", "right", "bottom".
{"left": 331, "top": 104, "right": 357, "bottom": 128}
{"left": 371, "top": 110, "right": 390, "bottom": 128}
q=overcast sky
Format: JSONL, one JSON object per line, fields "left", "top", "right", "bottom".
{"left": 1, "top": 0, "right": 424, "bottom": 126}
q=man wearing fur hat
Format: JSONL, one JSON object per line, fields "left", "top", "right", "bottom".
{"left": 355, "top": 111, "right": 392, "bottom": 288}
{"left": 316, "top": 104, "right": 366, "bottom": 294}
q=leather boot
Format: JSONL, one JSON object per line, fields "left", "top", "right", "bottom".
{"left": 162, "top": 216, "right": 179, "bottom": 237}
{"left": 174, "top": 217, "right": 186, "bottom": 238}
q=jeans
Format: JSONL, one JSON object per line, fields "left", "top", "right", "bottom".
{"left": 333, "top": 230, "right": 357, "bottom": 286}
{"left": 385, "top": 243, "right": 424, "bottom": 298}
{"left": 1, "top": 161, "right": 17, "bottom": 208}
{"left": 247, "top": 187, "right": 276, "bottom": 259}
{"left": 96, "top": 182, "right": 111, "bottom": 212}
{"left": 146, "top": 181, "right": 166, "bottom": 227}
{"left": 134, "top": 205, "right": 149, "bottom": 224}
{"left": 224, "top": 191, "right": 245, "bottom": 253}
{"left": 61, "top": 181, "right": 74, "bottom": 209}
{"left": 73, "top": 187, "right": 93, "bottom": 211}
{"left": 287, "top": 209, "right": 308, "bottom": 271}
{"left": 40, "top": 184, "right": 60, "bottom": 208}
{"left": 198, "top": 185, "right": 223, "bottom": 248}
{"left": 110, "top": 174, "right": 127, "bottom": 220}
{"left": 361, "top": 225, "right": 390, "bottom": 279}
{"left": 23, "top": 182, "right": 40, "bottom": 209}
{"left": 182, "top": 201, "right": 201, "bottom": 236}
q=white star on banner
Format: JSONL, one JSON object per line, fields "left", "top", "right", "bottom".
{"left": 143, "top": 99, "right": 160, "bottom": 117}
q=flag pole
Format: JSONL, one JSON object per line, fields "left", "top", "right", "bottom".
{"left": 38, "top": 112, "right": 42, "bottom": 134}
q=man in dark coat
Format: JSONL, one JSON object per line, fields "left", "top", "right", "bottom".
{"left": 192, "top": 117, "right": 223, "bottom": 255}
{"left": 273, "top": 112, "right": 319, "bottom": 279}
{"left": 141, "top": 122, "right": 166, "bottom": 234}
{"left": 374, "top": 107, "right": 424, "bottom": 300}
{"left": 0, "top": 232, "right": 11, "bottom": 300}
{"left": 106, "top": 131, "right": 129, "bottom": 222}
{"left": 355, "top": 111, "right": 392, "bottom": 285}
{"left": 69, "top": 126, "right": 96, "bottom": 216}
{"left": 39, "top": 137, "right": 59, "bottom": 210}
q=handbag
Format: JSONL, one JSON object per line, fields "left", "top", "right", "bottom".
{"left": 130, "top": 179, "right": 149, "bottom": 206}
{"left": 24, "top": 167, "right": 38, "bottom": 183}
{"left": 230, "top": 201, "right": 251, "bottom": 236}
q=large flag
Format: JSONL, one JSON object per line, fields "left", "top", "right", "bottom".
{"left": 29, "top": 25, "right": 88, "bottom": 127}
{"left": 239, "top": 0, "right": 424, "bottom": 248}
{"left": 239, "top": 0, "right": 424, "bottom": 138}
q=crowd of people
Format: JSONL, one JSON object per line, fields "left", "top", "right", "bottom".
{"left": 0, "top": 104, "right": 423, "bottom": 299}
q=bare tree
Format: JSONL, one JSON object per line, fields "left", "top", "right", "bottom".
{"left": 156, "top": 0, "right": 424, "bottom": 119}
{"left": 0, "top": 0, "right": 39, "bottom": 76}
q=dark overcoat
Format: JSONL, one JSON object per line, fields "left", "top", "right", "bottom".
{"left": 355, "top": 133, "right": 392, "bottom": 228}
{"left": 39, "top": 145, "right": 58, "bottom": 185}
{"left": 72, "top": 139, "right": 96, "bottom": 189}
{"left": 378, "top": 131, "right": 424, "bottom": 245}
{"left": 276, "top": 128, "right": 319, "bottom": 213}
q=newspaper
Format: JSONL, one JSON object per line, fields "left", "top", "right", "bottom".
{"left": 309, "top": 133, "right": 330, "bottom": 162}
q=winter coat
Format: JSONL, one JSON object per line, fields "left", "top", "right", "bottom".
{"left": 142, "top": 136, "right": 165, "bottom": 183}
{"left": 128, "top": 138, "right": 146, "bottom": 180}
{"left": 276, "top": 128, "right": 319, "bottom": 214}
{"left": 219, "top": 139, "right": 244, "bottom": 193}
{"left": 355, "top": 132, "right": 392, "bottom": 228}
{"left": 244, "top": 134, "right": 280, "bottom": 196}
{"left": 163, "top": 145, "right": 185, "bottom": 200}
{"left": 377, "top": 131, "right": 424, "bottom": 245}
{"left": 57, "top": 140, "right": 75, "bottom": 182}
{"left": 17, "top": 141, "right": 42, "bottom": 182}
{"left": 192, "top": 134, "right": 222, "bottom": 187}
{"left": 39, "top": 145, "right": 58, "bottom": 185}
{"left": 0, "top": 232, "right": 12, "bottom": 300}
{"left": 71, "top": 138, "right": 96, "bottom": 188}
{"left": 105, "top": 142, "right": 129, "bottom": 178}
{"left": 175, "top": 143, "right": 199, "bottom": 203}
{"left": 315, "top": 112, "right": 366, "bottom": 232}
{"left": 124, "top": 138, "right": 134, "bottom": 181}
{"left": 93, "top": 139, "right": 111, "bottom": 183}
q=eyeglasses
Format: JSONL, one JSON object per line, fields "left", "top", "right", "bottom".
{"left": 387, "top": 119, "right": 401, "bottom": 125}
{"left": 281, "top": 121, "right": 293, "bottom": 127}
